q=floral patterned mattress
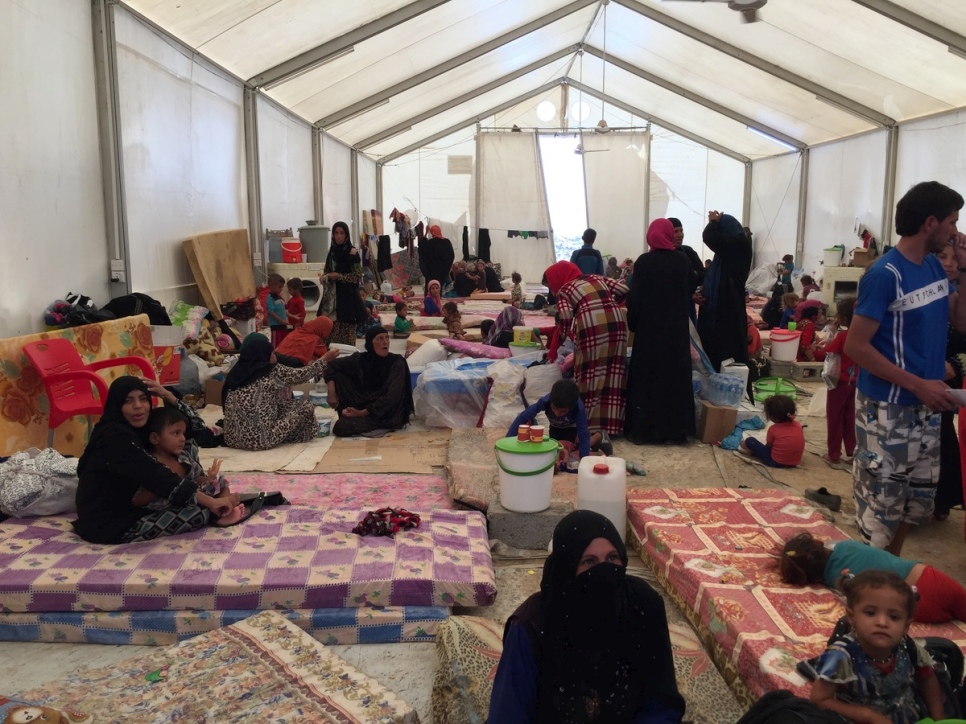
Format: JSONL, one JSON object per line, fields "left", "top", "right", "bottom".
{"left": 0, "top": 603, "right": 448, "bottom": 646}
{"left": 626, "top": 487, "right": 966, "bottom": 707}
{"left": 0, "top": 506, "right": 496, "bottom": 613}
{"left": 17, "top": 610, "right": 419, "bottom": 722}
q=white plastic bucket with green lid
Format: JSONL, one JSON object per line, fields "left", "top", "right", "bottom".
{"left": 508, "top": 341, "right": 541, "bottom": 357}
{"left": 494, "top": 437, "right": 560, "bottom": 512}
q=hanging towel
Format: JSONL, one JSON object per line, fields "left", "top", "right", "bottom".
{"left": 478, "top": 228, "right": 491, "bottom": 262}
{"left": 377, "top": 235, "right": 393, "bottom": 271}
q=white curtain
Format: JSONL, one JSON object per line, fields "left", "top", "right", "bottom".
{"left": 321, "top": 132, "right": 352, "bottom": 231}
{"left": 257, "top": 96, "right": 314, "bottom": 233}
{"left": 477, "top": 132, "right": 555, "bottom": 275}
{"left": 748, "top": 153, "right": 802, "bottom": 269}
{"left": 583, "top": 131, "right": 649, "bottom": 264}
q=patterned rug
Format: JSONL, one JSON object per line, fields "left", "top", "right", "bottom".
{"left": 461, "top": 565, "right": 746, "bottom": 724}
{"left": 229, "top": 472, "right": 454, "bottom": 510}
{"left": 16, "top": 611, "right": 418, "bottom": 722}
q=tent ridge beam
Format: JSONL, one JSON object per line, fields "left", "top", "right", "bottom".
{"left": 316, "top": 0, "right": 598, "bottom": 128}
{"left": 850, "top": 0, "right": 966, "bottom": 57}
{"left": 355, "top": 46, "right": 580, "bottom": 150}
{"left": 582, "top": 45, "right": 805, "bottom": 150}
{"left": 378, "top": 80, "right": 565, "bottom": 164}
{"left": 566, "top": 79, "right": 750, "bottom": 163}
{"left": 249, "top": 0, "right": 451, "bottom": 88}
{"left": 611, "top": 0, "right": 895, "bottom": 128}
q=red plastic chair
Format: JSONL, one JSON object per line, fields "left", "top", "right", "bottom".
{"left": 22, "top": 338, "right": 156, "bottom": 448}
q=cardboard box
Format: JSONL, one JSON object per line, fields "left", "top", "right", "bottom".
{"left": 697, "top": 399, "right": 738, "bottom": 444}
{"left": 204, "top": 377, "right": 225, "bottom": 407}
{"left": 852, "top": 248, "right": 872, "bottom": 267}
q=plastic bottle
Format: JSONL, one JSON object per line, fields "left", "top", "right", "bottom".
{"left": 577, "top": 456, "right": 627, "bottom": 542}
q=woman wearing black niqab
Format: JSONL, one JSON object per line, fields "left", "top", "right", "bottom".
{"left": 489, "top": 509, "right": 685, "bottom": 722}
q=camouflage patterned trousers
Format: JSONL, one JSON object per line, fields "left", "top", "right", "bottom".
{"left": 853, "top": 391, "right": 941, "bottom": 548}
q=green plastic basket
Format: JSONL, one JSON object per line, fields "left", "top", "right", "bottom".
{"left": 753, "top": 377, "right": 798, "bottom": 402}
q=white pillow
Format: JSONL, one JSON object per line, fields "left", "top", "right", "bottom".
{"left": 407, "top": 338, "right": 448, "bottom": 368}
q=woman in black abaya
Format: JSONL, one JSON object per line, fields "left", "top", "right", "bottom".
{"left": 489, "top": 510, "right": 684, "bottom": 723}
{"left": 625, "top": 218, "right": 695, "bottom": 444}
{"left": 320, "top": 221, "right": 369, "bottom": 346}
{"left": 696, "top": 211, "right": 753, "bottom": 371}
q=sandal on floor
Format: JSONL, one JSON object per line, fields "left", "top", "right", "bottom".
{"left": 805, "top": 487, "right": 842, "bottom": 512}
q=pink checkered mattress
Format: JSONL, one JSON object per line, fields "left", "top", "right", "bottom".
{"left": 626, "top": 487, "right": 966, "bottom": 705}
{"left": 0, "top": 506, "right": 495, "bottom": 613}
{"left": 229, "top": 472, "right": 454, "bottom": 510}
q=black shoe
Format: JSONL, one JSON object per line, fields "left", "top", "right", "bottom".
{"left": 598, "top": 431, "right": 614, "bottom": 456}
{"left": 805, "top": 487, "right": 841, "bottom": 512}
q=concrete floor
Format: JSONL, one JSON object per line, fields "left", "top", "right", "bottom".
{"left": 7, "top": 378, "right": 966, "bottom": 721}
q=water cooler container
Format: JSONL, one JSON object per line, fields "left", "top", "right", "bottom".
{"left": 299, "top": 223, "right": 330, "bottom": 263}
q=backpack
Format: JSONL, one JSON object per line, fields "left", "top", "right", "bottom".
{"left": 796, "top": 617, "right": 965, "bottom": 720}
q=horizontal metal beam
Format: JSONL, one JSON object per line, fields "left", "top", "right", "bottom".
{"left": 355, "top": 46, "right": 579, "bottom": 150}
{"left": 566, "top": 80, "right": 750, "bottom": 163}
{"left": 378, "top": 80, "right": 564, "bottom": 164}
{"left": 317, "top": 0, "right": 598, "bottom": 128}
{"left": 850, "top": 0, "right": 966, "bottom": 57}
{"left": 249, "top": 0, "right": 451, "bottom": 88}
{"left": 583, "top": 45, "right": 805, "bottom": 150}
{"left": 611, "top": 0, "right": 895, "bottom": 127}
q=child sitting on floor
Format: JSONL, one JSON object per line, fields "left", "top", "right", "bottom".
{"left": 779, "top": 531, "right": 966, "bottom": 624}
{"left": 393, "top": 301, "right": 414, "bottom": 338}
{"left": 808, "top": 570, "right": 945, "bottom": 723}
{"left": 442, "top": 301, "right": 465, "bottom": 340}
{"left": 134, "top": 407, "right": 243, "bottom": 526}
{"left": 506, "top": 380, "right": 612, "bottom": 469}
{"left": 779, "top": 292, "right": 801, "bottom": 328}
{"left": 285, "top": 278, "right": 306, "bottom": 329}
{"left": 510, "top": 271, "right": 524, "bottom": 308}
{"left": 738, "top": 394, "right": 804, "bottom": 467}
{"left": 356, "top": 286, "right": 383, "bottom": 338}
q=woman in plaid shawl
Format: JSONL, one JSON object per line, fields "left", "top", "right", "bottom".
{"left": 544, "top": 261, "right": 629, "bottom": 436}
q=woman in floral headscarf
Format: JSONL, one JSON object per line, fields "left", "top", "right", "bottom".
{"left": 544, "top": 260, "right": 628, "bottom": 436}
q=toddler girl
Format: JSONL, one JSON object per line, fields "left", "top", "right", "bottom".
{"left": 780, "top": 531, "right": 966, "bottom": 624}
{"left": 808, "top": 570, "right": 945, "bottom": 723}
{"left": 442, "top": 301, "right": 465, "bottom": 339}
{"left": 819, "top": 297, "right": 857, "bottom": 464}
{"left": 738, "top": 394, "right": 804, "bottom": 467}
{"left": 510, "top": 271, "right": 524, "bottom": 307}
{"left": 779, "top": 292, "right": 801, "bottom": 328}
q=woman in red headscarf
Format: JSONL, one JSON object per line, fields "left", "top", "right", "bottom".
{"left": 624, "top": 218, "right": 696, "bottom": 444}
{"left": 544, "top": 259, "right": 628, "bottom": 437}
{"left": 274, "top": 315, "right": 334, "bottom": 367}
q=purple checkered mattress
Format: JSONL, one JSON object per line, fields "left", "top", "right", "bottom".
{"left": 0, "top": 506, "right": 496, "bottom": 613}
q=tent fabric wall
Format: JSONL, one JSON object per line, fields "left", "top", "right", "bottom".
{"left": 0, "top": 0, "right": 108, "bottom": 336}
{"left": 895, "top": 110, "right": 966, "bottom": 247}
{"left": 477, "top": 132, "right": 555, "bottom": 274}
{"left": 802, "top": 132, "right": 888, "bottom": 278}
{"left": 321, "top": 132, "right": 352, "bottom": 231}
{"left": 256, "top": 96, "right": 314, "bottom": 235}
{"left": 357, "top": 153, "right": 378, "bottom": 228}
{"left": 115, "top": 8, "right": 248, "bottom": 309}
{"left": 748, "top": 153, "right": 802, "bottom": 271}
{"left": 649, "top": 129, "right": 745, "bottom": 263}
{"left": 582, "top": 131, "right": 649, "bottom": 264}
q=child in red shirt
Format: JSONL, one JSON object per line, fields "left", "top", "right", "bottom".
{"left": 739, "top": 394, "right": 804, "bottom": 467}
{"left": 285, "top": 278, "right": 306, "bottom": 329}
{"left": 819, "top": 296, "right": 857, "bottom": 464}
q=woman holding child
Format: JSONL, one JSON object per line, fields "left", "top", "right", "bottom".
{"left": 222, "top": 334, "right": 338, "bottom": 451}
{"left": 73, "top": 376, "right": 238, "bottom": 544}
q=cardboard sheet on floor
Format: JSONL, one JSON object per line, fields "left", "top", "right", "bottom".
{"left": 313, "top": 430, "right": 451, "bottom": 473}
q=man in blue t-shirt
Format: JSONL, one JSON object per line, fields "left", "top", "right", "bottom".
{"left": 569, "top": 228, "right": 604, "bottom": 276}
{"left": 845, "top": 180, "right": 966, "bottom": 555}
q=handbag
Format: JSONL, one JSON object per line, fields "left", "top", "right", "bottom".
{"left": 822, "top": 352, "right": 841, "bottom": 390}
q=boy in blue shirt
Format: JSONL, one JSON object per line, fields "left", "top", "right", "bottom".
{"left": 507, "top": 380, "right": 612, "bottom": 465}
{"left": 845, "top": 180, "right": 966, "bottom": 555}
{"left": 569, "top": 228, "right": 604, "bottom": 276}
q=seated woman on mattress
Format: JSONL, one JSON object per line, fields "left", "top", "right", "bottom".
{"left": 221, "top": 334, "right": 338, "bottom": 451}
{"left": 73, "top": 376, "right": 238, "bottom": 544}
{"left": 489, "top": 510, "right": 685, "bottom": 723}
{"left": 323, "top": 327, "right": 414, "bottom": 437}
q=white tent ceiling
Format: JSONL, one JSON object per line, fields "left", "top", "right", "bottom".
{"left": 124, "top": 0, "right": 966, "bottom": 162}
